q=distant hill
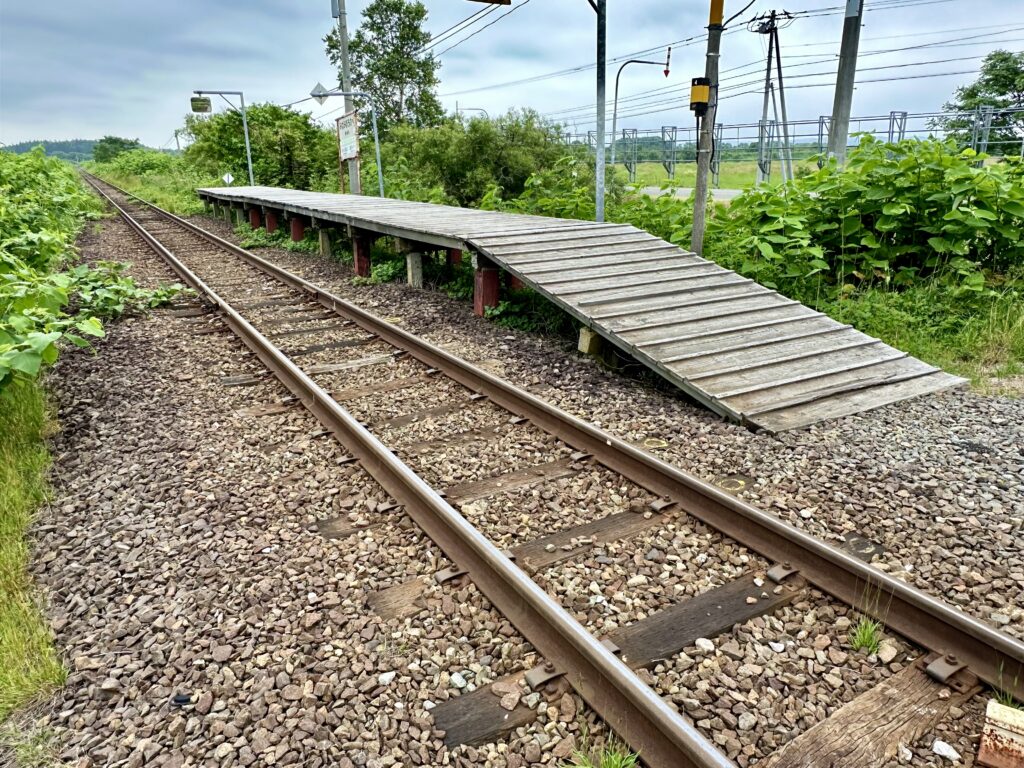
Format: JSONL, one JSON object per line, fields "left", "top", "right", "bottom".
{"left": 3, "top": 139, "right": 98, "bottom": 161}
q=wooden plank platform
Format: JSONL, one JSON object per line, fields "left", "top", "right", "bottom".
{"left": 197, "top": 186, "right": 966, "bottom": 431}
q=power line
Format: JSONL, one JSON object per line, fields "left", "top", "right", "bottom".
{"left": 434, "top": 0, "right": 534, "bottom": 58}
{"left": 419, "top": 5, "right": 498, "bottom": 54}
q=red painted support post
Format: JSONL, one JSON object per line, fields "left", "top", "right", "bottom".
{"left": 265, "top": 210, "right": 279, "bottom": 234}
{"left": 509, "top": 274, "right": 525, "bottom": 291}
{"left": 446, "top": 248, "right": 463, "bottom": 267}
{"left": 474, "top": 266, "right": 500, "bottom": 317}
{"left": 248, "top": 207, "right": 262, "bottom": 229}
{"left": 353, "top": 234, "right": 372, "bottom": 277}
{"left": 289, "top": 216, "right": 306, "bottom": 242}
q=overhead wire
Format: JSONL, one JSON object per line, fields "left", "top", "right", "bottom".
{"left": 433, "top": 0, "right": 535, "bottom": 58}
{"left": 418, "top": 4, "right": 499, "bottom": 54}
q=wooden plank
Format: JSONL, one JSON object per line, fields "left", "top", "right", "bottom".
{"left": 700, "top": 347, "right": 907, "bottom": 399}
{"left": 542, "top": 267, "right": 728, "bottom": 296}
{"left": 658, "top": 319, "right": 847, "bottom": 363}
{"left": 267, "top": 321, "right": 354, "bottom": 339}
{"left": 722, "top": 356, "right": 937, "bottom": 415}
{"left": 576, "top": 276, "right": 751, "bottom": 308}
{"left": 760, "top": 661, "right": 980, "bottom": 768}
{"left": 257, "top": 310, "right": 335, "bottom": 327}
{"left": 220, "top": 372, "right": 268, "bottom": 387}
{"left": 511, "top": 510, "right": 670, "bottom": 574}
{"left": 445, "top": 457, "right": 578, "bottom": 504}
{"left": 305, "top": 353, "right": 396, "bottom": 375}
{"left": 606, "top": 294, "right": 796, "bottom": 332}
{"left": 512, "top": 247, "right": 689, "bottom": 271}
{"left": 234, "top": 401, "right": 295, "bottom": 417}
{"left": 468, "top": 222, "right": 631, "bottom": 243}
{"left": 331, "top": 374, "right": 430, "bottom": 403}
{"left": 749, "top": 370, "right": 965, "bottom": 432}
{"left": 289, "top": 337, "right": 377, "bottom": 358}
{"left": 979, "top": 699, "right": 1024, "bottom": 768}
{"left": 606, "top": 576, "right": 799, "bottom": 668}
{"left": 529, "top": 257, "right": 705, "bottom": 283}
{"left": 431, "top": 671, "right": 538, "bottom": 747}
{"left": 674, "top": 330, "right": 877, "bottom": 379}
{"left": 481, "top": 233, "right": 660, "bottom": 256}
{"left": 373, "top": 403, "right": 463, "bottom": 430}
{"left": 315, "top": 515, "right": 381, "bottom": 539}
{"left": 620, "top": 307, "right": 818, "bottom": 347}
{"left": 473, "top": 226, "right": 640, "bottom": 248}
{"left": 589, "top": 285, "right": 771, "bottom": 321}
{"left": 367, "top": 577, "right": 428, "bottom": 621}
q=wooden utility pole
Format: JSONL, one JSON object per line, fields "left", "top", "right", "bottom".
{"left": 690, "top": 0, "right": 724, "bottom": 256}
{"left": 826, "top": 0, "right": 864, "bottom": 164}
{"left": 333, "top": 0, "right": 362, "bottom": 193}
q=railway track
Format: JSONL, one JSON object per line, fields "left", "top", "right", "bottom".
{"left": 84, "top": 174, "right": 1024, "bottom": 767}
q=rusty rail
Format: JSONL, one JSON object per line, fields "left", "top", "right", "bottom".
{"left": 85, "top": 176, "right": 736, "bottom": 767}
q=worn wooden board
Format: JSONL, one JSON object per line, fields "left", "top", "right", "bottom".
{"left": 367, "top": 577, "right": 428, "bottom": 621}
{"left": 431, "top": 671, "right": 538, "bottom": 747}
{"left": 200, "top": 186, "right": 967, "bottom": 431}
{"left": 761, "top": 662, "right": 980, "bottom": 768}
{"left": 444, "top": 457, "right": 578, "bottom": 504}
{"left": 607, "top": 576, "right": 799, "bottom": 668}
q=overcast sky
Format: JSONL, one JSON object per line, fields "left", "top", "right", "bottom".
{"left": 2, "top": 0, "right": 1022, "bottom": 148}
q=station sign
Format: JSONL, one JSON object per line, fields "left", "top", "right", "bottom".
{"left": 191, "top": 97, "right": 212, "bottom": 113}
{"left": 337, "top": 110, "right": 360, "bottom": 161}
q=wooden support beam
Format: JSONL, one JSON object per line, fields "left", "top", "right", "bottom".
{"left": 248, "top": 207, "right": 262, "bottom": 229}
{"left": 318, "top": 228, "right": 332, "bottom": 258}
{"left": 290, "top": 215, "right": 306, "bottom": 242}
{"left": 265, "top": 210, "right": 279, "bottom": 234}
{"left": 474, "top": 266, "right": 500, "bottom": 317}
{"left": 761, "top": 659, "right": 980, "bottom": 768}
{"left": 406, "top": 251, "right": 423, "bottom": 288}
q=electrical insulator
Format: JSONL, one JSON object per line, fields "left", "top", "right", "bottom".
{"left": 690, "top": 77, "right": 710, "bottom": 117}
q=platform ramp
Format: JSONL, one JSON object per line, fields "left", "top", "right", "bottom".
{"left": 197, "top": 186, "right": 966, "bottom": 431}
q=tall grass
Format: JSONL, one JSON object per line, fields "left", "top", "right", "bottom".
{"left": 0, "top": 381, "right": 65, "bottom": 720}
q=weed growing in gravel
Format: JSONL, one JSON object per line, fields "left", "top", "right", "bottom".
{"left": 848, "top": 616, "right": 883, "bottom": 655}
{"left": 566, "top": 727, "right": 639, "bottom": 768}
{"left": 0, "top": 381, "right": 66, "bottom": 719}
{"left": 994, "top": 665, "right": 1023, "bottom": 710}
{"left": 233, "top": 223, "right": 319, "bottom": 254}
{"left": 0, "top": 719, "right": 60, "bottom": 767}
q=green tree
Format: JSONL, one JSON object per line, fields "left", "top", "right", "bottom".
{"left": 182, "top": 104, "right": 338, "bottom": 190}
{"left": 325, "top": 0, "right": 443, "bottom": 132}
{"left": 91, "top": 136, "right": 142, "bottom": 163}
{"left": 932, "top": 50, "right": 1024, "bottom": 151}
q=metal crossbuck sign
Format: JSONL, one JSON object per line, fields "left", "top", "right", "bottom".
{"left": 337, "top": 110, "right": 359, "bottom": 161}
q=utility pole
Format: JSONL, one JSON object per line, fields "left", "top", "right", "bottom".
{"left": 755, "top": 13, "right": 776, "bottom": 186}
{"left": 773, "top": 22, "right": 794, "bottom": 181}
{"left": 595, "top": 0, "right": 607, "bottom": 222}
{"left": 827, "top": 0, "right": 864, "bottom": 163}
{"left": 332, "top": 0, "right": 361, "bottom": 194}
{"left": 690, "top": 0, "right": 724, "bottom": 256}
{"left": 174, "top": 130, "right": 181, "bottom": 152}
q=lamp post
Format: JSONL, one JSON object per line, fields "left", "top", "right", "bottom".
{"left": 311, "top": 83, "right": 385, "bottom": 197}
{"left": 610, "top": 47, "right": 671, "bottom": 166}
{"left": 193, "top": 89, "right": 255, "bottom": 186}
{"left": 456, "top": 104, "right": 490, "bottom": 119}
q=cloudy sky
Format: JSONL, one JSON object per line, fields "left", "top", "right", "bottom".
{"left": 2, "top": 0, "right": 1022, "bottom": 148}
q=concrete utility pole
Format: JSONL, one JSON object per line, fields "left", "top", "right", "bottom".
{"left": 332, "top": 0, "right": 361, "bottom": 194}
{"left": 755, "top": 14, "right": 776, "bottom": 186}
{"left": 690, "top": 0, "right": 724, "bottom": 256}
{"left": 827, "top": 0, "right": 864, "bottom": 163}
{"left": 595, "top": 0, "right": 607, "bottom": 222}
{"left": 773, "top": 23, "right": 794, "bottom": 181}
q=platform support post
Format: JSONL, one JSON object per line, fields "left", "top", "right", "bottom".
{"left": 290, "top": 216, "right": 306, "bottom": 242}
{"left": 234, "top": 206, "right": 246, "bottom": 226}
{"left": 446, "top": 248, "right": 463, "bottom": 268}
{"left": 222, "top": 205, "right": 232, "bottom": 223}
{"left": 578, "top": 327, "right": 603, "bottom": 356}
{"left": 265, "top": 210, "right": 279, "bottom": 234}
{"left": 508, "top": 273, "right": 525, "bottom": 291}
{"left": 248, "top": 207, "right": 262, "bottom": 229}
{"left": 353, "top": 231, "right": 373, "bottom": 277}
{"left": 406, "top": 251, "right": 423, "bottom": 288}
{"left": 474, "top": 257, "right": 500, "bottom": 317}
{"left": 318, "top": 228, "right": 332, "bottom": 258}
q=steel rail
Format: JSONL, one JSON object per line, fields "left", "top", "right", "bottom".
{"left": 85, "top": 176, "right": 735, "bottom": 768}
{"left": 89, "top": 176, "right": 1024, "bottom": 701}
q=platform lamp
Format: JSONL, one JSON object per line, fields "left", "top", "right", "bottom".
{"left": 191, "top": 90, "right": 255, "bottom": 186}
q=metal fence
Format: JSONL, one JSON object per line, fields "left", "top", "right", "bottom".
{"left": 564, "top": 107, "right": 1024, "bottom": 187}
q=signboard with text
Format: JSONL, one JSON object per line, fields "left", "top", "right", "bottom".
{"left": 336, "top": 110, "right": 360, "bottom": 161}
{"left": 190, "top": 96, "right": 212, "bottom": 113}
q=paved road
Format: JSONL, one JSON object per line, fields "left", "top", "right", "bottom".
{"left": 639, "top": 186, "right": 745, "bottom": 201}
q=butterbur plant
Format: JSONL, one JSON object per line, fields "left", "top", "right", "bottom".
{"left": 1, "top": 151, "right": 185, "bottom": 390}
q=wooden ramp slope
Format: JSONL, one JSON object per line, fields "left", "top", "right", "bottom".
{"left": 197, "top": 186, "right": 965, "bottom": 431}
